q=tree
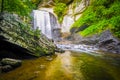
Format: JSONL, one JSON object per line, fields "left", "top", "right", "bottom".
{"left": 54, "top": 2, "right": 67, "bottom": 23}
{"left": 0, "top": 0, "right": 41, "bottom": 16}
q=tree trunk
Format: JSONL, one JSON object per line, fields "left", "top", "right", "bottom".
{"left": 1, "top": 0, "right": 4, "bottom": 13}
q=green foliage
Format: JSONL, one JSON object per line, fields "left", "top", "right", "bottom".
{"left": 71, "top": 6, "right": 96, "bottom": 28}
{"left": 34, "top": 27, "right": 41, "bottom": 38}
{"left": 109, "top": 16, "right": 120, "bottom": 37}
{"left": 17, "top": 22, "right": 55, "bottom": 56}
{"left": 71, "top": 0, "right": 120, "bottom": 37}
{"left": 80, "top": 19, "right": 109, "bottom": 36}
{"left": 0, "top": 0, "right": 37, "bottom": 16}
{"left": 32, "top": 0, "right": 42, "bottom": 7}
{"left": 54, "top": 1, "right": 67, "bottom": 23}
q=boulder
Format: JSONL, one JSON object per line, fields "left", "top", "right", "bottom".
{"left": 1, "top": 58, "right": 22, "bottom": 68}
{"left": 69, "top": 29, "right": 120, "bottom": 54}
{"left": 1, "top": 65, "right": 13, "bottom": 73}
{"left": 97, "top": 30, "right": 120, "bottom": 53}
{"left": 55, "top": 48, "right": 65, "bottom": 53}
{"left": 67, "top": 33, "right": 99, "bottom": 45}
{"left": 46, "top": 56, "right": 53, "bottom": 61}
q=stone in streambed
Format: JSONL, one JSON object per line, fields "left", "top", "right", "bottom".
{"left": 97, "top": 30, "right": 120, "bottom": 53}
{"left": 1, "top": 65, "right": 13, "bottom": 72}
{"left": 46, "top": 56, "right": 53, "bottom": 61}
{"left": 55, "top": 48, "right": 65, "bottom": 53}
{"left": 1, "top": 58, "right": 22, "bottom": 68}
{"left": 37, "top": 65, "right": 46, "bottom": 69}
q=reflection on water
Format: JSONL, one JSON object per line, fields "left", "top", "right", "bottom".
{"left": 45, "top": 51, "right": 73, "bottom": 80}
{"left": 0, "top": 51, "right": 120, "bottom": 80}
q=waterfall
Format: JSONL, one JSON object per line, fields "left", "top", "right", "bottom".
{"left": 32, "top": 10, "right": 61, "bottom": 40}
{"left": 62, "top": 15, "right": 74, "bottom": 32}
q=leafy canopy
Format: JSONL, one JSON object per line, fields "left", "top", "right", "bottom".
{"left": 54, "top": 0, "right": 67, "bottom": 23}
{"left": 0, "top": 0, "right": 40, "bottom": 16}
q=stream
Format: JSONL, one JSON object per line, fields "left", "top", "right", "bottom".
{"left": 0, "top": 44, "right": 120, "bottom": 80}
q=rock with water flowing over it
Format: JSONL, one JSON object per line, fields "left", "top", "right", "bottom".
{"left": 32, "top": 10, "right": 61, "bottom": 41}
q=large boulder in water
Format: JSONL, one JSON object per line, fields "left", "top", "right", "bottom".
{"left": 66, "top": 33, "right": 99, "bottom": 45}
{"left": 97, "top": 30, "right": 120, "bottom": 53}
{"left": 55, "top": 48, "right": 65, "bottom": 53}
{"left": 1, "top": 58, "right": 22, "bottom": 68}
{"left": 69, "top": 29, "right": 120, "bottom": 54}
{"left": 0, "top": 58, "right": 22, "bottom": 73}
{"left": 0, "top": 13, "right": 56, "bottom": 59}
{"left": 1, "top": 65, "right": 13, "bottom": 73}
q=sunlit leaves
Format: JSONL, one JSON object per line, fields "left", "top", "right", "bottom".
{"left": 1, "top": 0, "right": 37, "bottom": 16}
{"left": 53, "top": 2, "right": 67, "bottom": 23}
{"left": 71, "top": 0, "right": 120, "bottom": 37}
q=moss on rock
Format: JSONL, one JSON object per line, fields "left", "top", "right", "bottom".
{"left": 0, "top": 13, "right": 56, "bottom": 57}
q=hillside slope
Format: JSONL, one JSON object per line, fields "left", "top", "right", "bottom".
{"left": 71, "top": 0, "right": 120, "bottom": 38}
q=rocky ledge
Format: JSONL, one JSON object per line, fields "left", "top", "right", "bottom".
{"left": 0, "top": 12, "right": 56, "bottom": 59}
{"left": 97, "top": 30, "right": 120, "bottom": 54}
{"left": 67, "top": 30, "right": 120, "bottom": 54}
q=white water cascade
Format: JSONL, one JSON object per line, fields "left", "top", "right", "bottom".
{"left": 32, "top": 10, "right": 61, "bottom": 40}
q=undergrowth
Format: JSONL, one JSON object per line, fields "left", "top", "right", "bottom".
{"left": 71, "top": 0, "right": 120, "bottom": 37}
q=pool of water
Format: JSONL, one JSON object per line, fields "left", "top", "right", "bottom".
{"left": 0, "top": 51, "right": 120, "bottom": 80}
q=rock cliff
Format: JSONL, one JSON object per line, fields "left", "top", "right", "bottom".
{"left": 0, "top": 13, "right": 56, "bottom": 59}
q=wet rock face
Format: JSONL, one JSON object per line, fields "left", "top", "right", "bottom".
{"left": 99, "top": 30, "right": 118, "bottom": 43}
{"left": 97, "top": 30, "right": 120, "bottom": 53}
{"left": 70, "top": 24, "right": 88, "bottom": 34}
{"left": 67, "top": 33, "right": 99, "bottom": 45}
{"left": 69, "top": 30, "right": 120, "bottom": 54}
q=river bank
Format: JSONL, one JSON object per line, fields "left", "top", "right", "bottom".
{"left": 66, "top": 30, "right": 120, "bottom": 54}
